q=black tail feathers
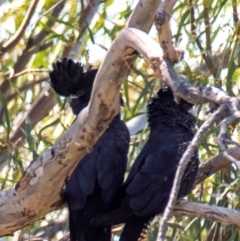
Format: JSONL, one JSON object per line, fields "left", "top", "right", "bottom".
{"left": 119, "top": 216, "right": 152, "bottom": 241}
{"left": 90, "top": 209, "right": 151, "bottom": 241}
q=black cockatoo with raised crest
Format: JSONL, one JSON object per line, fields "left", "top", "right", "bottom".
{"left": 49, "top": 58, "right": 130, "bottom": 241}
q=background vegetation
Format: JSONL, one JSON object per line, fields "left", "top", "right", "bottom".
{"left": 0, "top": 0, "right": 240, "bottom": 240}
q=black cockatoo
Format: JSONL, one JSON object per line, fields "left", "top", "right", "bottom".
{"left": 49, "top": 58, "right": 130, "bottom": 241}
{"left": 91, "top": 87, "right": 199, "bottom": 241}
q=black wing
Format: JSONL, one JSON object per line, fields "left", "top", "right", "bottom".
{"left": 65, "top": 118, "right": 129, "bottom": 241}
{"left": 66, "top": 118, "right": 129, "bottom": 211}
{"left": 125, "top": 127, "right": 198, "bottom": 217}
{"left": 49, "top": 58, "right": 130, "bottom": 241}
{"left": 97, "top": 119, "right": 130, "bottom": 204}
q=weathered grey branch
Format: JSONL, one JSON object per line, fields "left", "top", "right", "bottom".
{"left": 193, "top": 50, "right": 231, "bottom": 76}
{"left": 232, "top": 0, "right": 239, "bottom": 24}
{"left": 111, "top": 28, "right": 234, "bottom": 106}
{"left": 195, "top": 147, "right": 240, "bottom": 186}
{"left": 173, "top": 200, "right": 240, "bottom": 227}
{"left": 28, "top": 0, "right": 66, "bottom": 51}
{"left": 155, "top": 0, "right": 182, "bottom": 64}
{"left": 0, "top": 0, "right": 160, "bottom": 236}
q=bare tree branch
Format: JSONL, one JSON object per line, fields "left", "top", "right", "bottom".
{"left": 196, "top": 147, "right": 240, "bottom": 186}
{"left": 28, "top": 0, "right": 66, "bottom": 50}
{"left": 193, "top": 50, "right": 231, "bottom": 76}
{"left": 173, "top": 200, "right": 240, "bottom": 227}
{"left": 155, "top": 0, "right": 183, "bottom": 64}
{"left": 1, "top": 0, "right": 39, "bottom": 53}
{"left": 78, "top": 0, "right": 100, "bottom": 29}
{"left": 112, "top": 28, "right": 233, "bottom": 105}
{"left": 4, "top": 69, "right": 48, "bottom": 79}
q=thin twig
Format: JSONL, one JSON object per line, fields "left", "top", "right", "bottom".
{"left": 3, "top": 69, "right": 49, "bottom": 79}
